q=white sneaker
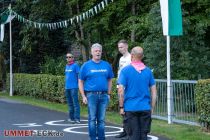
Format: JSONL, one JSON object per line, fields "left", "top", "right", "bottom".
{"left": 67, "top": 119, "right": 75, "bottom": 123}
{"left": 75, "top": 120, "right": 80, "bottom": 124}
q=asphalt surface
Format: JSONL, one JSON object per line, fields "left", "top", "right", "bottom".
{"left": 0, "top": 98, "right": 169, "bottom": 140}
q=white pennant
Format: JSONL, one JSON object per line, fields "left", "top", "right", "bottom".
{"left": 79, "top": 15, "right": 82, "bottom": 22}
{"left": 83, "top": 13, "right": 86, "bottom": 20}
{"left": 49, "top": 24, "right": 52, "bottom": 30}
{"left": 17, "top": 15, "right": 20, "bottom": 21}
{"left": 70, "top": 18, "right": 73, "bottom": 24}
{"left": 101, "top": 1, "right": 105, "bottom": 9}
{"left": 85, "top": 11, "right": 89, "bottom": 18}
{"left": 76, "top": 16, "right": 79, "bottom": 23}
{"left": 65, "top": 21, "right": 67, "bottom": 27}
{"left": 94, "top": 6, "right": 98, "bottom": 14}
{"left": 105, "top": 0, "right": 108, "bottom": 5}
{"left": 98, "top": 3, "right": 101, "bottom": 11}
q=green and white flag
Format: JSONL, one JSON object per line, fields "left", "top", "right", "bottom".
{"left": 0, "top": 13, "right": 15, "bottom": 41}
{"left": 160, "top": 0, "right": 183, "bottom": 36}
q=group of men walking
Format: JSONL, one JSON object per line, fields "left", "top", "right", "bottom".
{"left": 64, "top": 40, "right": 157, "bottom": 140}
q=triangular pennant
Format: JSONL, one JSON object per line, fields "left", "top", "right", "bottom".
{"left": 49, "top": 24, "right": 52, "bottom": 30}
{"left": 79, "top": 15, "right": 82, "bottom": 22}
{"left": 64, "top": 20, "right": 67, "bottom": 27}
{"left": 85, "top": 11, "right": 89, "bottom": 18}
{"left": 38, "top": 23, "right": 41, "bottom": 29}
{"left": 105, "top": 0, "right": 108, "bottom": 5}
{"left": 97, "top": 3, "right": 101, "bottom": 11}
{"left": 94, "top": 6, "right": 98, "bottom": 14}
{"left": 70, "top": 18, "right": 73, "bottom": 25}
{"left": 59, "top": 22, "right": 62, "bottom": 28}
{"left": 101, "top": 1, "right": 105, "bottom": 9}
{"left": 83, "top": 13, "right": 86, "bottom": 20}
{"left": 76, "top": 16, "right": 79, "bottom": 23}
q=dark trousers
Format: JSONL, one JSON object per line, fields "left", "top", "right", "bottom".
{"left": 124, "top": 110, "right": 151, "bottom": 140}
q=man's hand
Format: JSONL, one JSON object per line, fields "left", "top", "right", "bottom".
{"left": 82, "top": 96, "right": 87, "bottom": 104}
{"left": 119, "top": 108, "right": 125, "bottom": 115}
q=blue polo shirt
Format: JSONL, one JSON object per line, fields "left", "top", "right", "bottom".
{"left": 65, "top": 63, "right": 80, "bottom": 89}
{"left": 79, "top": 60, "right": 114, "bottom": 91}
{"left": 118, "top": 65, "right": 155, "bottom": 111}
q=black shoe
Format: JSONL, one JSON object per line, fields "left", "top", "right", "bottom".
{"left": 115, "top": 132, "right": 127, "bottom": 138}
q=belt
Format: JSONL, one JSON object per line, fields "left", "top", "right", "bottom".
{"left": 85, "top": 91, "right": 107, "bottom": 94}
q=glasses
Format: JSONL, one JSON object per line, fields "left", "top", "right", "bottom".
{"left": 66, "top": 56, "right": 73, "bottom": 58}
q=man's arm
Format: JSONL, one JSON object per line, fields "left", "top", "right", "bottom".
{"left": 78, "top": 79, "right": 87, "bottom": 104}
{"left": 118, "top": 85, "right": 125, "bottom": 115}
{"left": 107, "top": 79, "right": 112, "bottom": 95}
{"left": 150, "top": 85, "right": 157, "bottom": 114}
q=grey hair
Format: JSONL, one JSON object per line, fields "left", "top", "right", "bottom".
{"left": 91, "top": 43, "right": 102, "bottom": 51}
{"left": 131, "top": 46, "right": 144, "bottom": 58}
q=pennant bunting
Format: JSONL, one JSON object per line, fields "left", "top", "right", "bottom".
{"left": 0, "top": 0, "right": 114, "bottom": 30}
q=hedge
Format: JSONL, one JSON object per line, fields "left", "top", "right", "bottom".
{"left": 6, "top": 73, "right": 119, "bottom": 111}
{"left": 195, "top": 79, "right": 210, "bottom": 132}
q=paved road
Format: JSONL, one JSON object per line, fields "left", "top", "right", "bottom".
{"left": 0, "top": 98, "right": 169, "bottom": 140}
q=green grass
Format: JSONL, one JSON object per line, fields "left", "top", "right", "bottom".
{"left": 0, "top": 92, "right": 210, "bottom": 140}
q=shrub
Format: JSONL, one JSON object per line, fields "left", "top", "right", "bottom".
{"left": 6, "top": 73, "right": 119, "bottom": 110}
{"left": 6, "top": 73, "right": 66, "bottom": 103}
{"left": 195, "top": 79, "right": 210, "bottom": 132}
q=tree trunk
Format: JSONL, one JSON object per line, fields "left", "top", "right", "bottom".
{"left": 76, "top": 2, "right": 87, "bottom": 62}
{"left": 131, "top": 1, "right": 136, "bottom": 42}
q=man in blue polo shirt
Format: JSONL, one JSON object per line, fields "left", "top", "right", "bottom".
{"left": 118, "top": 46, "right": 157, "bottom": 140}
{"left": 65, "top": 53, "right": 80, "bottom": 123}
{"left": 79, "top": 43, "right": 114, "bottom": 140}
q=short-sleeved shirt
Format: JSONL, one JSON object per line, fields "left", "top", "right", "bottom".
{"left": 79, "top": 60, "right": 114, "bottom": 92}
{"left": 117, "top": 54, "right": 131, "bottom": 78}
{"left": 65, "top": 63, "right": 80, "bottom": 89}
{"left": 118, "top": 65, "right": 155, "bottom": 111}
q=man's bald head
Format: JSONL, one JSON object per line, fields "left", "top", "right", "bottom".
{"left": 131, "top": 46, "right": 144, "bottom": 60}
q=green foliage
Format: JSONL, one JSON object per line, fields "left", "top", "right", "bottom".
{"left": 40, "top": 56, "right": 66, "bottom": 75}
{"left": 6, "top": 73, "right": 66, "bottom": 103}
{"left": 195, "top": 79, "right": 210, "bottom": 132}
{"left": 6, "top": 73, "right": 119, "bottom": 110}
{"left": 1, "top": 0, "right": 209, "bottom": 79}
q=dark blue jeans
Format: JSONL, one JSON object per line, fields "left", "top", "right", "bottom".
{"left": 65, "top": 88, "right": 80, "bottom": 121}
{"left": 86, "top": 92, "right": 109, "bottom": 140}
{"left": 124, "top": 111, "right": 151, "bottom": 140}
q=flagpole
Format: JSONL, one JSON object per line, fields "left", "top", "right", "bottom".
{"left": 167, "top": 36, "right": 172, "bottom": 124}
{"left": 9, "top": 4, "right": 13, "bottom": 96}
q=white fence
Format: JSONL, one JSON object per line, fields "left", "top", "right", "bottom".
{"left": 153, "top": 79, "right": 199, "bottom": 126}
